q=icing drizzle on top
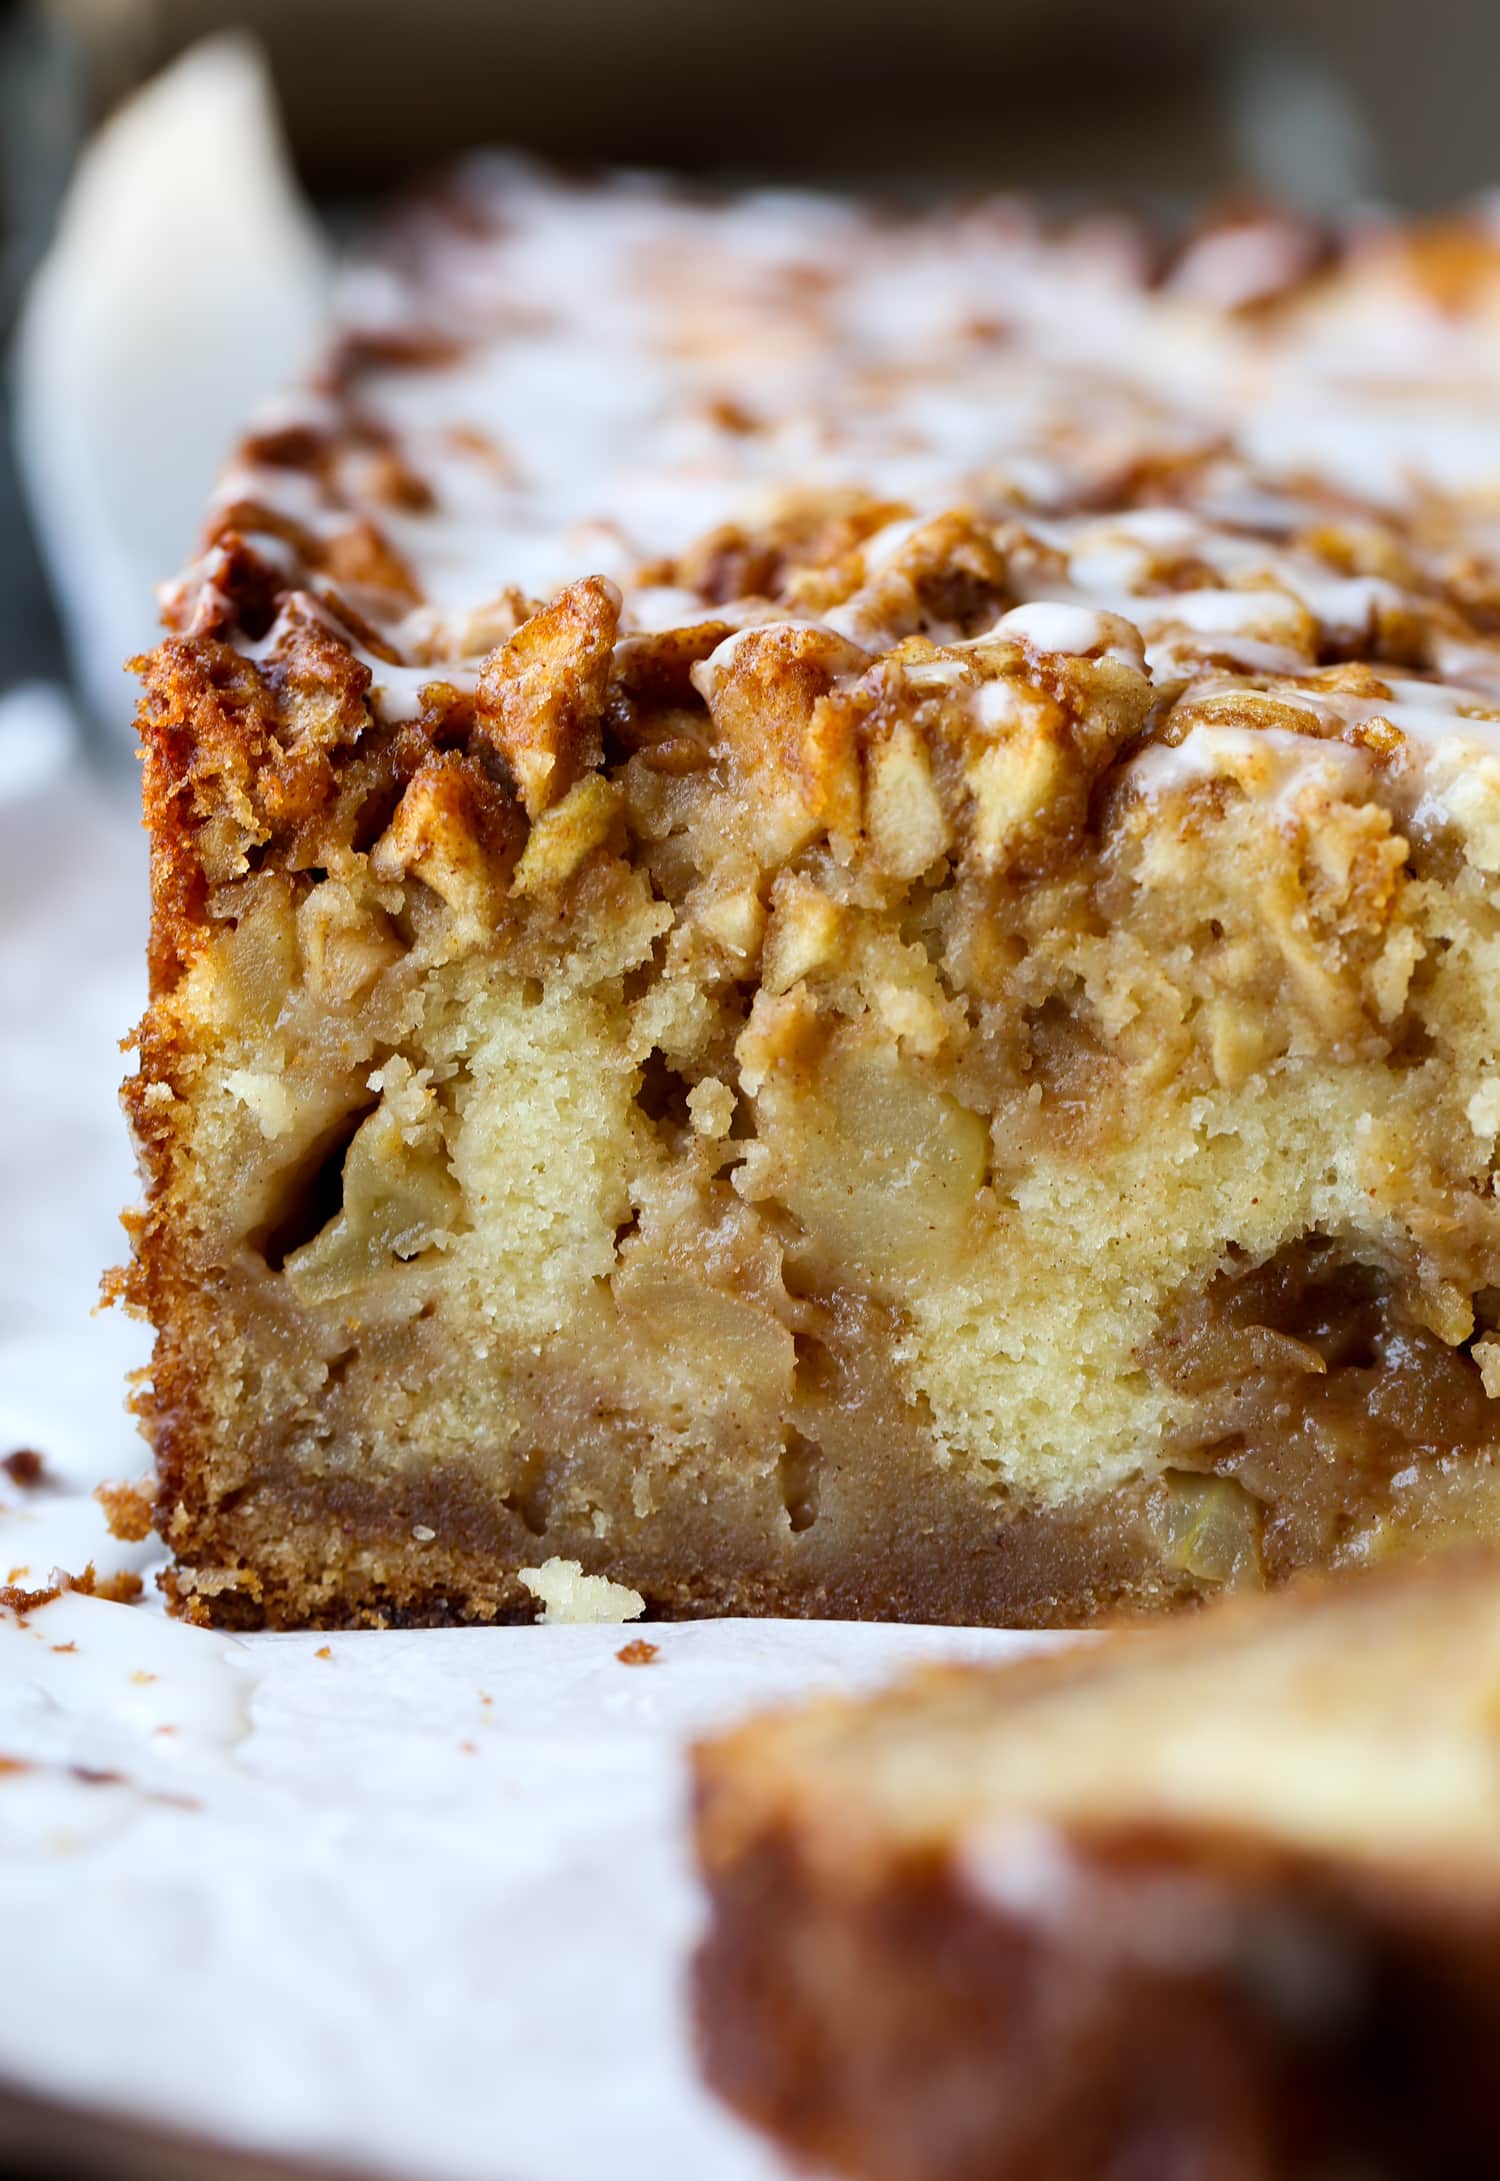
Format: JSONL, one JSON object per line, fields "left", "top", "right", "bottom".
{"left": 167, "top": 164, "right": 1500, "bottom": 794}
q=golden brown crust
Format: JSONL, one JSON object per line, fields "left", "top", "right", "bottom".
{"left": 474, "top": 575, "right": 619, "bottom": 817}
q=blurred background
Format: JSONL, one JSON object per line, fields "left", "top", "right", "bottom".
{"left": 5, "top": 0, "right": 1500, "bottom": 732}
{"left": 5, "top": 0, "right": 1500, "bottom": 734}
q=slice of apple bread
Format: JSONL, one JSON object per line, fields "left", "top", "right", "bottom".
{"left": 693, "top": 1550, "right": 1500, "bottom": 2181}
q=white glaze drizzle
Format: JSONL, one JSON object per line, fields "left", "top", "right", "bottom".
{"left": 1130, "top": 725, "right": 1374, "bottom": 814}
{"left": 169, "top": 164, "right": 1500, "bottom": 765}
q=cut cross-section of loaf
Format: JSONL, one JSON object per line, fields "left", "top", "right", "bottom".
{"left": 118, "top": 168, "right": 1500, "bottom": 1625}
{"left": 693, "top": 1550, "right": 1500, "bottom": 2181}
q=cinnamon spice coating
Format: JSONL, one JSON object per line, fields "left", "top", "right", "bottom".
{"left": 119, "top": 170, "right": 1500, "bottom": 1624}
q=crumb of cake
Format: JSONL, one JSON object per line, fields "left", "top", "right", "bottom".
{"left": 616, "top": 1638, "right": 661, "bottom": 1665}
{"left": 1, "top": 1587, "right": 53, "bottom": 1622}
{"left": 686, "top": 1080, "right": 735, "bottom": 1140}
{"left": 51, "top": 1642, "right": 77, "bottom": 1654}
{"left": 0, "top": 1561, "right": 115, "bottom": 1617}
{"left": 315, "top": 1643, "right": 332, "bottom": 1659}
{"left": 91, "top": 1570, "right": 145, "bottom": 1605}
{"left": 95, "top": 1479, "right": 155, "bottom": 1542}
{"left": 517, "top": 1558, "right": 646, "bottom": 1626}
{"left": 2, "top": 1450, "right": 48, "bottom": 1489}
{"left": 65, "top": 1764, "right": 200, "bottom": 1812}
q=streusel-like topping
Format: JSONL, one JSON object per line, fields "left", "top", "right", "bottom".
{"left": 162, "top": 167, "right": 1500, "bottom": 837}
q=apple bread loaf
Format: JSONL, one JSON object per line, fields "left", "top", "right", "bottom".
{"left": 120, "top": 169, "right": 1500, "bottom": 1624}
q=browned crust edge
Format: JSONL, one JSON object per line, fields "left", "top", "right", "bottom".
{"left": 150, "top": 1442, "right": 1186, "bottom": 1632}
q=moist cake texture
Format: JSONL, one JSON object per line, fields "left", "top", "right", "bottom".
{"left": 692, "top": 1550, "right": 1500, "bottom": 2181}
{"left": 121, "top": 169, "right": 1500, "bottom": 1624}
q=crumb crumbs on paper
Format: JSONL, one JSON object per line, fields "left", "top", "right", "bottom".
{"left": 616, "top": 1639, "right": 661, "bottom": 1666}
{"left": 129, "top": 1670, "right": 158, "bottom": 1686}
{"left": 51, "top": 1642, "right": 77, "bottom": 1655}
{"left": 1, "top": 1563, "right": 144, "bottom": 1621}
{"left": 71, "top": 1763, "right": 198, "bottom": 1810}
{"left": 478, "top": 1691, "right": 493, "bottom": 1707}
{"left": 517, "top": 1558, "right": 645, "bottom": 1626}
{"left": 2, "top": 1566, "right": 79, "bottom": 1616}
{"left": 2, "top": 1450, "right": 49, "bottom": 1489}
{"left": 0, "top": 1758, "right": 196, "bottom": 1802}
{"left": 315, "top": 1645, "right": 332, "bottom": 1660}
{"left": 93, "top": 1570, "right": 145, "bottom": 1604}
{"left": 459, "top": 1739, "right": 477, "bottom": 1755}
